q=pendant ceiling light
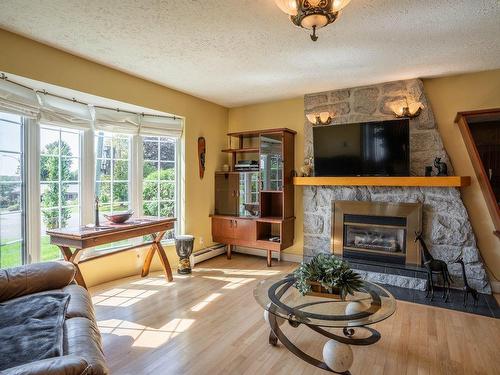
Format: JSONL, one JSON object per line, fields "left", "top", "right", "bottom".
{"left": 274, "top": 0, "right": 351, "bottom": 41}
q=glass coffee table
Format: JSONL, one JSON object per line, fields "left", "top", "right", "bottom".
{"left": 254, "top": 275, "right": 396, "bottom": 374}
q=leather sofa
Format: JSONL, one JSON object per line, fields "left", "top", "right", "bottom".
{"left": 0, "top": 261, "right": 108, "bottom": 375}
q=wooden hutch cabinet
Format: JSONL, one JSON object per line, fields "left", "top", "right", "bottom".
{"left": 211, "top": 128, "right": 295, "bottom": 266}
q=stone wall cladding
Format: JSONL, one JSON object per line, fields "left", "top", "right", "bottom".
{"left": 303, "top": 79, "right": 490, "bottom": 293}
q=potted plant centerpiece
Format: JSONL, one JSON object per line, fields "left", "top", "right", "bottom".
{"left": 293, "top": 254, "right": 363, "bottom": 300}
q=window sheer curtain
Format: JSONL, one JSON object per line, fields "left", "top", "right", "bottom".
{"left": 38, "top": 92, "right": 93, "bottom": 130}
{"left": 0, "top": 79, "right": 40, "bottom": 118}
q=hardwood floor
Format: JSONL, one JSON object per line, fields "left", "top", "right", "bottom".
{"left": 90, "top": 254, "right": 500, "bottom": 375}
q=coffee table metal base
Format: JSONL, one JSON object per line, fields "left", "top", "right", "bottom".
{"left": 268, "top": 314, "right": 381, "bottom": 374}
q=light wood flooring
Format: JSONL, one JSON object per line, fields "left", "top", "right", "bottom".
{"left": 90, "top": 254, "right": 500, "bottom": 375}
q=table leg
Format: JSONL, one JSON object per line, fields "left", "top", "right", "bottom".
{"left": 141, "top": 231, "right": 173, "bottom": 282}
{"left": 267, "top": 250, "right": 272, "bottom": 267}
{"left": 155, "top": 241, "right": 173, "bottom": 282}
{"left": 141, "top": 245, "right": 156, "bottom": 277}
{"left": 226, "top": 244, "right": 232, "bottom": 260}
{"left": 58, "top": 246, "right": 87, "bottom": 290}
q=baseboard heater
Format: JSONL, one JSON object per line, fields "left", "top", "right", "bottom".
{"left": 192, "top": 243, "right": 226, "bottom": 266}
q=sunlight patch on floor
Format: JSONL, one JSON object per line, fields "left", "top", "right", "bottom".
{"left": 203, "top": 275, "right": 256, "bottom": 289}
{"left": 131, "top": 277, "right": 176, "bottom": 286}
{"left": 190, "top": 293, "right": 222, "bottom": 312}
{"left": 98, "top": 318, "right": 195, "bottom": 349}
{"left": 92, "top": 288, "right": 158, "bottom": 307}
{"left": 195, "top": 267, "right": 281, "bottom": 276}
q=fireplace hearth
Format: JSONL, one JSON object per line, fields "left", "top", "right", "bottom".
{"left": 333, "top": 201, "right": 422, "bottom": 266}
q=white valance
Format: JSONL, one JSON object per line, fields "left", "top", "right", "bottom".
{"left": 94, "top": 107, "right": 140, "bottom": 134}
{"left": 139, "top": 114, "right": 183, "bottom": 138}
{"left": 38, "top": 92, "right": 92, "bottom": 129}
{"left": 0, "top": 79, "right": 40, "bottom": 118}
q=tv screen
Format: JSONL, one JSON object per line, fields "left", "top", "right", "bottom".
{"left": 313, "top": 119, "right": 410, "bottom": 176}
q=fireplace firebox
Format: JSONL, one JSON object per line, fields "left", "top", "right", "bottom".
{"left": 332, "top": 201, "right": 422, "bottom": 266}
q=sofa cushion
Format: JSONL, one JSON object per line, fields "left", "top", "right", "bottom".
{"left": 64, "top": 317, "right": 108, "bottom": 375}
{"left": 0, "top": 262, "right": 75, "bottom": 303}
{"left": 63, "top": 284, "right": 96, "bottom": 321}
{"left": 2, "top": 355, "right": 90, "bottom": 375}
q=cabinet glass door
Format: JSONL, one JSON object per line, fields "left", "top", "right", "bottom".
{"left": 260, "top": 134, "right": 283, "bottom": 191}
{"left": 239, "top": 172, "right": 259, "bottom": 216}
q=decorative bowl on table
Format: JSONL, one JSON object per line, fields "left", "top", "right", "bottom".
{"left": 103, "top": 210, "right": 134, "bottom": 224}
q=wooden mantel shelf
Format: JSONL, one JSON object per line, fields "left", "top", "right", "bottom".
{"left": 293, "top": 176, "right": 471, "bottom": 187}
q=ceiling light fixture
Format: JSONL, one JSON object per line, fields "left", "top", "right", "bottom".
{"left": 274, "top": 0, "right": 352, "bottom": 41}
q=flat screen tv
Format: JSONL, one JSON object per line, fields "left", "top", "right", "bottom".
{"left": 313, "top": 119, "right": 410, "bottom": 176}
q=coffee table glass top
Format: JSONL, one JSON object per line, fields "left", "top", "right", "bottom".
{"left": 254, "top": 275, "right": 396, "bottom": 328}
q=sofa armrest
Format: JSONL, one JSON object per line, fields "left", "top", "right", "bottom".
{"left": 0, "top": 261, "right": 76, "bottom": 302}
{"left": 2, "top": 356, "right": 90, "bottom": 375}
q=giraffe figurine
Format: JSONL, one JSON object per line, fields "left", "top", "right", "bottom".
{"left": 414, "top": 232, "right": 453, "bottom": 302}
{"left": 452, "top": 253, "right": 479, "bottom": 307}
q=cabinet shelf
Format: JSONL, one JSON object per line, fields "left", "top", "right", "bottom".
{"left": 257, "top": 217, "right": 283, "bottom": 223}
{"left": 215, "top": 171, "right": 258, "bottom": 175}
{"left": 221, "top": 148, "right": 259, "bottom": 153}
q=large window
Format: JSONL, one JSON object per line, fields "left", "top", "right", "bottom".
{"left": 95, "top": 131, "right": 131, "bottom": 216}
{"left": 142, "top": 136, "right": 177, "bottom": 239}
{"left": 0, "top": 113, "right": 25, "bottom": 268}
{"left": 39, "top": 125, "right": 81, "bottom": 261}
{"left": 0, "top": 93, "right": 182, "bottom": 267}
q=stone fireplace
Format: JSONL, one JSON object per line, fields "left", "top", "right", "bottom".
{"left": 333, "top": 201, "right": 422, "bottom": 266}
{"left": 303, "top": 79, "right": 491, "bottom": 293}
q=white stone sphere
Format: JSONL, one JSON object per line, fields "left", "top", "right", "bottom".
{"left": 345, "top": 301, "right": 367, "bottom": 315}
{"left": 322, "top": 340, "right": 353, "bottom": 373}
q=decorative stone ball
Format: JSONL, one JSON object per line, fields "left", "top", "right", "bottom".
{"left": 345, "top": 301, "right": 367, "bottom": 316}
{"left": 263, "top": 303, "right": 286, "bottom": 326}
{"left": 322, "top": 340, "right": 353, "bottom": 373}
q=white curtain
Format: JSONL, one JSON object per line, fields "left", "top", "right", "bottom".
{"left": 38, "top": 92, "right": 92, "bottom": 129}
{"left": 139, "top": 114, "right": 183, "bottom": 138}
{"left": 94, "top": 107, "right": 140, "bottom": 134}
{"left": 0, "top": 79, "right": 40, "bottom": 118}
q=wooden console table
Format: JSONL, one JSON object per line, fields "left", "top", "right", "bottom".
{"left": 46, "top": 217, "right": 176, "bottom": 289}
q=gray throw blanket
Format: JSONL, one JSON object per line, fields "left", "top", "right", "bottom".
{"left": 0, "top": 293, "right": 70, "bottom": 371}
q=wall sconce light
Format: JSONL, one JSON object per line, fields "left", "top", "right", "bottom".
{"left": 393, "top": 98, "right": 423, "bottom": 119}
{"left": 306, "top": 111, "right": 333, "bottom": 125}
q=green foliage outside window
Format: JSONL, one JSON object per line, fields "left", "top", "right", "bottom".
{"left": 40, "top": 140, "right": 75, "bottom": 229}
{"left": 143, "top": 168, "right": 175, "bottom": 217}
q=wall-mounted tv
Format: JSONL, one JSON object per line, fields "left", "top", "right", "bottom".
{"left": 313, "top": 119, "right": 410, "bottom": 176}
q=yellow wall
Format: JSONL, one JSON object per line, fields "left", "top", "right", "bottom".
{"left": 228, "top": 98, "right": 305, "bottom": 255}
{"left": 424, "top": 70, "right": 500, "bottom": 285}
{"left": 228, "top": 70, "right": 500, "bottom": 285}
{"left": 0, "top": 29, "right": 228, "bottom": 287}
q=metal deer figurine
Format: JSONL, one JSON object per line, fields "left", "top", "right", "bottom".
{"left": 414, "top": 232, "right": 453, "bottom": 302}
{"left": 452, "top": 254, "right": 479, "bottom": 307}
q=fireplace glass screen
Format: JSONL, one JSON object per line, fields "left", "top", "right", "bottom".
{"left": 341, "top": 213, "right": 407, "bottom": 264}
{"left": 344, "top": 225, "right": 406, "bottom": 254}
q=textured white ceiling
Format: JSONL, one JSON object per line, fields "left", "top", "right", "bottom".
{"left": 1, "top": 0, "right": 499, "bottom": 107}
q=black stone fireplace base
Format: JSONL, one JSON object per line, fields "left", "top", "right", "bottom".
{"left": 383, "top": 284, "right": 499, "bottom": 318}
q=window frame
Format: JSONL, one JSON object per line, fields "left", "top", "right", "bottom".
{"left": 38, "top": 124, "right": 83, "bottom": 262}
{"left": 0, "top": 114, "right": 182, "bottom": 265}
{"left": 0, "top": 113, "right": 27, "bottom": 267}
{"left": 94, "top": 131, "right": 132, "bottom": 216}
{"left": 141, "top": 135, "right": 178, "bottom": 235}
